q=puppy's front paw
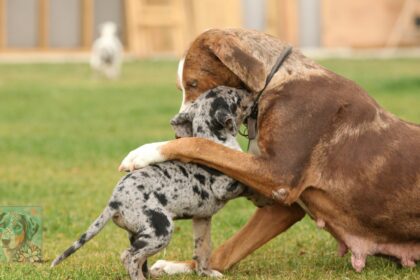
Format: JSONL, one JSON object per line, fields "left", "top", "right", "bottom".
{"left": 119, "top": 141, "right": 169, "bottom": 172}
{"left": 150, "top": 260, "right": 193, "bottom": 276}
{"left": 200, "top": 269, "right": 223, "bottom": 278}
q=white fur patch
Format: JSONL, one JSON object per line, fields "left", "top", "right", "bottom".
{"left": 207, "top": 270, "right": 224, "bottom": 278}
{"left": 150, "top": 260, "right": 223, "bottom": 278}
{"left": 119, "top": 141, "right": 168, "bottom": 171}
{"left": 150, "top": 260, "right": 193, "bottom": 276}
{"left": 177, "top": 58, "right": 190, "bottom": 112}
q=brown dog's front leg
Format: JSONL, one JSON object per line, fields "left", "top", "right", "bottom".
{"left": 119, "top": 138, "right": 289, "bottom": 199}
{"left": 210, "top": 203, "right": 305, "bottom": 272}
{"left": 161, "top": 138, "right": 283, "bottom": 197}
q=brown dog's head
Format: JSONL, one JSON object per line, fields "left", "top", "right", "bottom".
{"left": 177, "top": 28, "right": 292, "bottom": 113}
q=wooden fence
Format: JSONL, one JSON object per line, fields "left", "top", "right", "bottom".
{"left": 0, "top": 0, "right": 419, "bottom": 56}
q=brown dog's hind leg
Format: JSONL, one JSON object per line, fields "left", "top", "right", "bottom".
{"left": 210, "top": 203, "right": 305, "bottom": 272}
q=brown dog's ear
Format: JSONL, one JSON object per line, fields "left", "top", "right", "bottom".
{"left": 205, "top": 32, "right": 267, "bottom": 92}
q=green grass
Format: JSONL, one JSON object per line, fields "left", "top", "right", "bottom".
{"left": 0, "top": 58, "right": 419, "bottom": 279}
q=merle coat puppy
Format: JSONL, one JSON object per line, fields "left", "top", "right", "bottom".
{"left": 51, "top": 86, "right": 270, "bottom": 279}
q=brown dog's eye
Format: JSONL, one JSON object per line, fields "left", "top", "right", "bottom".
{"left": 187, "top": 80, "right": 198, "bottom": 88}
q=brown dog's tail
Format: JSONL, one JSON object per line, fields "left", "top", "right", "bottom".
{"left": 50, "top": 207, "right": 115, "bottom": 267}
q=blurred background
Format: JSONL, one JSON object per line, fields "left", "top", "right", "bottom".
{"left": 1, "top": 0, "right": 420, "bottom": 59}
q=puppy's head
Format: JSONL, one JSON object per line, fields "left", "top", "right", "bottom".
{"left": 171, "top": 86, "right": 252, "bottom": 150}
{"left": 100, "top": 22, "right": 117, "bottom": 37}
{"left": 0, "top": 212, "right": 39, "bottom": 250}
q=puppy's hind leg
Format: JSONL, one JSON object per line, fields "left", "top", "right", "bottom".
{"left": 130, "top": 210, "right": 173, "bottom": 279}
{"left": 193, "top": 217, "right": 223, "bottom": 278}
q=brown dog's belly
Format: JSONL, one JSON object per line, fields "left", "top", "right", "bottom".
{"left": 299, "top": 183, "right": 420, "bottom": 269}
{"left": 287, "top": 99, "right": 420, "bottom": 270}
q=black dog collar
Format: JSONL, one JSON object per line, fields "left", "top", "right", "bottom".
{"left": 242, "top": 46, "right": 293, "bottom": 144}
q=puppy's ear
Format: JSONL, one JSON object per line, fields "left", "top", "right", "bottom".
{"left": 22, "top": 214, "right": 39, "bottom": 241}
{"left": 205, "top": 30, "right": 267, "bottom": 92}
{"left": 215, "top": 109, "right": 237, "bottom": 136}
{"left": 170, "top": 112, "right": 193, "bottom": 138}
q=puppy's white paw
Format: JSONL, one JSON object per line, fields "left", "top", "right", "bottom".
{"left": 119, "top": 141, "right": 168, "bottom": 172}
{"left": 150, "top": 260, "right": 193, "bottom": 276}
{"left": 203, "top": 269, "right": 224, "bottom": 278}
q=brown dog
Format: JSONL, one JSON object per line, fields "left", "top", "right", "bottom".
{"left": 119, "top": 28, "right": 420, "bottom": 274}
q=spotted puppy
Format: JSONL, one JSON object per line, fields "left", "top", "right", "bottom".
{"left": 51, "top": 86, "right": 270, "bottom": 279}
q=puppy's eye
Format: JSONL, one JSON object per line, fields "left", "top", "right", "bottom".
{"left": 187, "top": 80, "right": 198, "bottom": 88}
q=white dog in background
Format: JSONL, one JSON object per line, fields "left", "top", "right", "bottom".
{"left": 90, "top": 22, "right": 123, "bottom": 79}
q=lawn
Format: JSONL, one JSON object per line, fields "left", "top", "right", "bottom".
{"left": 0, "top": 58, "right": 419, "bottom": 280}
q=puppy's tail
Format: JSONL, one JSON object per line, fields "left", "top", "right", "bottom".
{"left": 51, "top": 207, "right": 114, "bottom": 267}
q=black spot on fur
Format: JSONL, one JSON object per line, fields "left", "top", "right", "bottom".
{"left": 205, "top": 120, "right": 226, "bottom": 141}
{"left": 236, "top": 95, "right": 242, "bottom": 106}
{"left": 140, "top": 171, "right": 150, "bottom": 178}
{"left": 118, "top": 185, "right": 124, "bottom": 192}
{"left": 146, "top": 210, "right": 170, "bottom": 237}
{"left": 210, "top": 97, "right": 229, "bottom": 119}
{"left": 199, "top": 165, "right": 223, "bottom": 176}
{"left": 121, "top": 173, "right": 132, "bottom": 182}
{"left": 230, "top": 103, "right": 237, "bottom": 114}
{"left": 143, "top": 193, "right": 150, "bottom": 201}
{"left": 162, "top": 169, "right": 171, "bottom": 179}
{"left": 194, "top": 174, "right": 206, "bottom": 184}
{"left": 62, "top": 245, "right": 76, "bottom": 259}
{"left": 79, "top": 233, "right": 87, "bottom": 245}
{"left": 178, "top": 166, "right": 189, "bottom": 177}
{"left": 137, "top": 184, "right": 145, "bottom": 191}
{"left": 131, "top": 239, "right": 148, "bottom": 250}
{"left": 151, "top": 164, "right": 163, "bottom": 171}
{"left": 154, "top": 192, "right": 168, "bottom": 206}
{"left": 192, "top": 185, "right": 209, "bottom": 200}
{"left": 192, "top": 185, "right": 200, "bottom": 195}
{"left": 205, "top": 89, "right": 218, "bottom": 99}
{"left": 109, "top": 201, "right": 122, "bottom": 209}
{"left": 200, "top": 190, "right": 209, "bottom": 200}
{"left": 227, "top": 181, "right": 241, "bottom": 192}
{"left": 142, "top": 259, "right": 149, "bottom": 277}
{"left": 175, "top": 213, "right": 193, "bottom": 220}
{"left": 196, "top": 126, "right": 204, "bottom": 133}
